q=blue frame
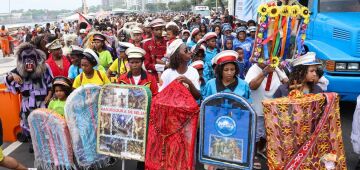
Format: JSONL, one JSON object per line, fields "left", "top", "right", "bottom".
{"left": 199, "top": 93, "right": 256, "bottom": 169}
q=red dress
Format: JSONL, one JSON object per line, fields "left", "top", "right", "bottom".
{"left": 118, "top": 70, "right": 158, "bottom": 96}
{"left": 46, "top": 54, "right": 71, "bottom": 77}
{"left": 145, "top": 81, "right": 199, "bottom": 170}
{"left": 143, "top": 37, "right": 167, "bottom": 74}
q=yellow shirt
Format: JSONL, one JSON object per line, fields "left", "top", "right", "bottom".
{"left": 109, "top": 58, "right": 129, "bottom": 75}
{"left": 98, "top": 50, "right": 113, "bottom": 69}
{"left": 73, "top": 70, "right": 110, "bottom": 88}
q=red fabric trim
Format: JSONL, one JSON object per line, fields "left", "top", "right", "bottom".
{"left": 217, "top": 56, "right": 237, "bottom": 65}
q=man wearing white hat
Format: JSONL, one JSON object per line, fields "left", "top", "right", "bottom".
{"left": 129, "top": 27, "right": 143, "bottom": 48}
{"left": 118, "top": 47, "right": 158, "bottom": 96}
{"left": 143, "top": 18, "right": 167, "bottom": 76}
{"left": 107, "top": 42, "right": 134, "bottom": 82}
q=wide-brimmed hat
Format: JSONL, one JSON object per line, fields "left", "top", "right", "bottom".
{"left": 46, "top": 39, "right": 62, "bottom": 50}
{"left": 292, "top": 52, "right": 321, "bottom": 67}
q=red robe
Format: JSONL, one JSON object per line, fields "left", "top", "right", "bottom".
{"left": 145, "top": 81, "right": 199, "bottom": 170}
{"left": 118, "top": 70, "right": 158, "bottom": 96}
{"left": 46, "top": 54, "right": 70, "bottom": 77}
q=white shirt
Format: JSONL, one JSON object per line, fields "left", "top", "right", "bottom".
{"left": 245, "top": 64, "right": 284, "bottom": 116}
{"left": 159, "top": 67, "right": 200, "bottom": 92}
{"left": 133, "top": 75, "right": 141, "bottom": 85}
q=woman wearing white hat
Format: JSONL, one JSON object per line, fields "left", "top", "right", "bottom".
{"left": 202, "top": 50, "right": 251, "bottom": 101}
{"left": 273, "top": 52, "right": 323, "bottom": 98}
{"left": 72, "top": 49, "right": 111, "bottom": 88}
{"left": 159, "top": 39, "right": 201, "bottom": 99}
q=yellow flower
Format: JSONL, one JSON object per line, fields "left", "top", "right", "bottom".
{"left": 301, "top": 34, "right": 306, "bottom": 40}
{"left": 268, "top": 6, "right": 280, "bottom": 18}
{"left": 304, "top": 18, "right": 310, "bottom": 24}
{"left": 258, "top": 4, "right": 269, "bottom": 16}
{"left": 270, "top": 56, "right": 280, "bottom": 67}
{"left": 280, "top": 5, "right": 290, "bottom": 17}
{"left": 290, "top": 5, "right": 301, "bottom": 18}
{"left": 258, "top": 58, "right": 264, "bottom": 64}
{"left": 260, "top": 16, "right": 267, "bottom": 22}
{"left": 301, "top": 7, "right": 310, "bottom": 19}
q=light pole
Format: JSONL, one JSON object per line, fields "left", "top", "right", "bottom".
{"left": 8, "top": 0, "right": 11, "bottom": 24}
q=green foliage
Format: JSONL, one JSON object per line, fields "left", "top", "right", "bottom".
{"left": 145, "top": 3, "right": 167, "bottom": 12}
{"left": 168, "top": 0, "right": 191, "bottom": 11}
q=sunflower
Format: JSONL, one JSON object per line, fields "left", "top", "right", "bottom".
{"left": 270, "top": 56, "right": 280, "bottom": 67}
{"left": 280, "top": 5, "right": 290, "bottom": 17}
{"left": 301, "top": 7, "right": 310, "bottom": 19}
{"left": 257, "top": 32, "right": 263, "bottom": 39}
{"left": 258, "top": 4, "right": 269, "bottom": 16}
{"left": 290, "top": 5, "right": 301, "bottom": 18}
{"left": 268, "top": 6, "right": 280, "bottom": 18}
{"left": 301, "top": 34, "right": 306, "bottom": 40}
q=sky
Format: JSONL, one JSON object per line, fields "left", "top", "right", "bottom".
{"left": 0, "top": 0, "right": 101, "bottom": 13}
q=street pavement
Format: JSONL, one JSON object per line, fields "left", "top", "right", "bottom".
{"left": 0, "top": 101, "right": 358, "bottom": 170}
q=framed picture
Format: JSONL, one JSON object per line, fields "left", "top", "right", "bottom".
{"left": 97, "top": 84, "right": 151, "bottom": 161}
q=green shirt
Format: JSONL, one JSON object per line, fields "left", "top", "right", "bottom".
{"left": 98, "top": 50, "right": 113, "bottom": 69}
{"left": 48, "top": 99, "right": 66, "bottom": 117}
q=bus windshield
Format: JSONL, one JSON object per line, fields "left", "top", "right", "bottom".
{"left": 320, "top": 0, "right": 360, "bottom": 12}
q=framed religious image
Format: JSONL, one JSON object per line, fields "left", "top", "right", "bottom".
{"left": 97, "top": 84, "right": 151, "bottom": 161}
{"left": 199, "top": 93, "right": 256, "bottom": 169}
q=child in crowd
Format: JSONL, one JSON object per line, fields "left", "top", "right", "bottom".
{"left": 224, "top": 38, "right": 233, "bottom": 50}
{"left": 235, "top": 47, "right": 251, "bottom": 79}
{"left": 73, "top": 49, "right": 110, "bottom": 88}
{"left": 181, "top": 30, "right": 190, "bottom": 43}
{"left": 48, "top": 77, "right": 72, "bottom": 117}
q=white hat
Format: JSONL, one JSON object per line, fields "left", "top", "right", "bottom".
{"left": 83, "top": 48, "right": 100, "bottom": 66}
{"left": 126, "top": 47, "right": 146, "bottom": 59}
{"left": 118, "top": 42, "right": 135, "bottom": 52}
{"left": 166, "top": 39, "right": 184, "bottom": 57}
{"left": 150, "top": 18, "right": 166, "bottom": 28}
{"left": 190, "top": 60, "right": 204, "bottom": 70}
{"left": 79, "top": 29, "right": 86, "bottom": 34}
{"left": 190, "top": 28, "right": 200, "bottom": 37}
{"left": 292, "top": 52, "right": 321, "bottom": 66}
{"left": 213, "top": 50, "right": 239, "bottom": 65}
{"left": 131, "top": 27, "right": 143, "bottom": 34}
{"left": 46, "top": 39, "right": 62, "bottom": 50}
{"left": 203, "top": 32, "right": 217, "bottom": 41}
{"left": 181, "top": 29, "right": 190, "bottom": 35}
{"left": 248, "top": 26, "right": 257, "bottom": 32}
{"left": 166, "top": 21, "right": 179, "bottom": 30}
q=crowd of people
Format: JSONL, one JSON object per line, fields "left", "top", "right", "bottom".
{"left": 0, "top": 10, "right": 331, "bottom": 169}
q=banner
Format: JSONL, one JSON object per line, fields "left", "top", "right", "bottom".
{"left": 29, "top": 109, "right": 75, "bottom": 170}
{"left": 97, "top": 84, "right": 151, "bottom": 161}
{"left": 199, "top": 93, "right": 256, "bottom": 169}
{"left": 64, "top": 85, "right": 110, "bottom": 168}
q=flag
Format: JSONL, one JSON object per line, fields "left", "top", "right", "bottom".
{"left": 78, "top": 12, "right": 92, "bottom": 31}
